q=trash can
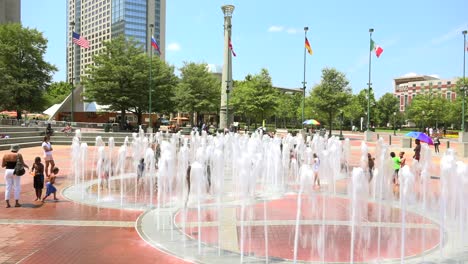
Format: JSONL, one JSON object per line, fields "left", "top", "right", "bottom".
{"left": 104, "top": 124, "right": 110, "bottom": 132}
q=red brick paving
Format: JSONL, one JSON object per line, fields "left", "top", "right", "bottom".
{"left": 0, "top": 146, "right": 189, "bottom": 264}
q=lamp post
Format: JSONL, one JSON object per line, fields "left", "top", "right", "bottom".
{"left": 393, "top": 112, "right": 396, "bottom": 136}
{"left": 149, "top": 23, "right": 154, "bottom": 131}
{"left": 367, "top": 28, "right": 374, "bottom": 132}
{"left": 462, "top": 30, "right": 467, "bottom": 132}
{"left": 220, "top": 5, "right": 234, "bottom": 130}
{"left": 302, "top": 26, "right": 309, "bottom": 130}
{"left": 422, "top": 110, "right": 425, "bottom": 133}
{"left": 70, "top": 21, "right": 75, "bottom": 123}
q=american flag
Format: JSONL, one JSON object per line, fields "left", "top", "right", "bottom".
{"left": 72, "top": 32, "right": 89, "bottom": 49}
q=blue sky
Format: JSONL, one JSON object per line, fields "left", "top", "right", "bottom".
{"left": 22, "top": 0, "right": 468, "bottom": 98}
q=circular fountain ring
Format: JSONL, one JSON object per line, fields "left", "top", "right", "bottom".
{"left": 135, "top": 193, "right": 467, "bottom": 263}
{"left": 62, "top": 173, "right": 156, "bottom": 210}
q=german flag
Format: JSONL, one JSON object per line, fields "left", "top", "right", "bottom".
{"left": 305, "top": 37, "right": 313, "bottom": 55}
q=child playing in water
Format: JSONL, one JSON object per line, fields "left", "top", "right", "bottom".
{"left": 43, "top": 167, "right": 59, "bottom": 202}
{"left": 137, "top": 158, "right": 145, "bottom": 183}
{"left": 313, "top": 153, "right": 320, "bottom": 188}
{"left": 31, "top": 157, "right": 45, "bottom": 201}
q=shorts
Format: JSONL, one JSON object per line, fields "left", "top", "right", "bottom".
{"left": 44, "top": 155, "right": 54, "bottom": 162}
{"left": 33, "top": 174, "right": 44, "bottom": 189}
{"left": 46, "top": 182, "right": 56, "bottom": 196}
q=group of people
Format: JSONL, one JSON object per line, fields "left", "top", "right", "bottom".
{"left": 2, "top": 136, "right": 60, "bottom": 208}
{"left": 366, "top": 138, "right": 421, "bottom": 197}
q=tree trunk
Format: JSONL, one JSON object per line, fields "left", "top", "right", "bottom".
{"left": 16, "top": 109, "right": 21, "bottom": 120}
{"left": 328, "top": 112, "right": 333, "bottom": 138}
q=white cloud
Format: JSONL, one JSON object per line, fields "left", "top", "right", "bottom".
{"left": 402, "top": 72, "right": 419, "bottom": 77}
{"left": 268, "top": 26, "right": 284, "bottom": 32}
{"left": 167, "top": 42, "right": 181, "bottom": 51}
{"left": 286, "top": 28, "right": 298, "bottom": 34}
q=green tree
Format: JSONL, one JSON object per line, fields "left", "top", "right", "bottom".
{"left": 276, "top": 92, "right": 302, "bottom": 128}
{"left": 44, "top": 81, "right": 72, "bottom": 105}
{"left": 174, "top": 62, "right": 220, "bottom": 125}
{"left": 376, "top": 92, "right": 399, "bottom": 127}
{"left": 230, "top": 77, "right": 258, "bottom": 125}
{"left": 83, "top": 36, "right": 177, "bottom": 127}
{"left": 405, "top": 93, "right": 449, "bottom": 131}
{"left": 310, "top": 68, "right": 352, "bottom": 137}
{"left": 341, "top": 94, "right": 364, "bottom": 130}
{"left": 230, "top": 69, "right": 279, "bottom": 126}
{"left": 0, "top": 23, "right": 56, "bottom": 117}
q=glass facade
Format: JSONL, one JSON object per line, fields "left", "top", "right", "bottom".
{"left": 111, "top": 0, "right": 162, "bottom": 51}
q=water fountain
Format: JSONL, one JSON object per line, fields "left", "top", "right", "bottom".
{"left": 62, "top": 129, "right": 468, "bottom": 263}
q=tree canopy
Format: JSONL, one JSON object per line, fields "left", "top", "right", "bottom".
{"left": 44, "top": 81, "right": 72, "bottom": 106}
{"left": 83, "top": 35, "right": 177, "bottom": 126}
{"left": 310, "top": 68, "right": 352, "bottom": 136}
{"left": 0, "top": 23, "right": 56, "bottom": 117}
{"left": 230, "top": 69, "right": 279, "bottom": 126}
{"left": 174, "top": 62, "right": 220, "bottom": 124}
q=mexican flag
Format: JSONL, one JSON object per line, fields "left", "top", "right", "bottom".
{"left": 370, "top": 39, "right": 383, "bottom": 58}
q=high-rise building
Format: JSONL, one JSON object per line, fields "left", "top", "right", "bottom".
{"left": 66, "top": 0, "right": 166, "bottom": 112}
{"left": 0, "top": 0, "right": 21, "bottom": 24}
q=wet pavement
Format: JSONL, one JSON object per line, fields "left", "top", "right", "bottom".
{"left": 0, "top": 132, "right": 465, "bottom": 263}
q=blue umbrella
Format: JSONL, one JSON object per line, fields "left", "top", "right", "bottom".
{"left": 405, "top": 131, "right": 434, "bottom": 145}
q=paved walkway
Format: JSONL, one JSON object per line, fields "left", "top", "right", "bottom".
{"left": 0, "top": 132, "right": 465, "bottom": 263}
{"left": 0, "top": 146, "right": 188, "bottom": 264}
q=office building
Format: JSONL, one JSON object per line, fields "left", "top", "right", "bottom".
{"left": 65, "top": 0, "right": 166, "bottom": 113}
{"left": 394, "top": 74, "right": 459, "bottom": 112}
{"left": 0, "top": 0, "right": 21, "bottom": 24}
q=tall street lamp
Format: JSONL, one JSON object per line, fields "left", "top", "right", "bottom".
{"left": 462, "top": 30, "right": 467, "bottom": 132}
{"left": 302, "top": 26, "right": 309, "bottom": 130}
{"left": 393, "top": 112, "right": 396, "bottom": 136}
{"left": 422, "top": 110, "right": 425, "bottom": 132}
{"left": 148, "top": 24, "right": 154, "bottom": 132}
{"left": 220, "top": 5, "right": 234, "bottom": 130}
{"left": 70, "top": 21, "right": 75, "bottom": 123}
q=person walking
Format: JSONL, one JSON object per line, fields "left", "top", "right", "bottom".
{"left": 2, "top": 144, "right": 29, "bottom": 208}
{"left": 43, "top": 167, "right": 59, "bottom": 202}
{"left": 31, "top": 157, "right": 45, "bottom": 201}
{"left": 413, "top": 139, "right": 421, "bottom": 161}
{"left": 434, "top": 136, "right": 440, "bottom": 154}
{"left": 42, "top": 136, "right": 55, "bottom": 178}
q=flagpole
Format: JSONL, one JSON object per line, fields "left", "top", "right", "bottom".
{"left": 70, "top": 21, "right": 75, "bottom": 123}
{"left": 462, "top": 30, "right": 467, "bottom": 132}
{"left": 367, "top": 28, "right": 374, "bottom": 132}
{"left": 302, "top": 27, "right": 308, "bottom": 130}
{"left": 149, "top": 24, "right": 154, "bottom": 131}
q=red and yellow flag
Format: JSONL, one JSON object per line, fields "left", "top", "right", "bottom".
{"left": 305, "top": 37, "right": 313, "bottom": 55}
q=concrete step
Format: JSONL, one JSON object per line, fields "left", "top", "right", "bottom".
{"left": 52, "top": 140, "right": 128, "bottom": 146}
{"left": 0, "top": 131, "right": 45, "bottom": 138}
{"left": 0, "top": 141, "right": 42, "bottom": 151}
{"left": 0, "top": 126, "right": 43, "bottom": 133}
{"left": 0, "top": 136, "right": 44, "bottom": 144}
